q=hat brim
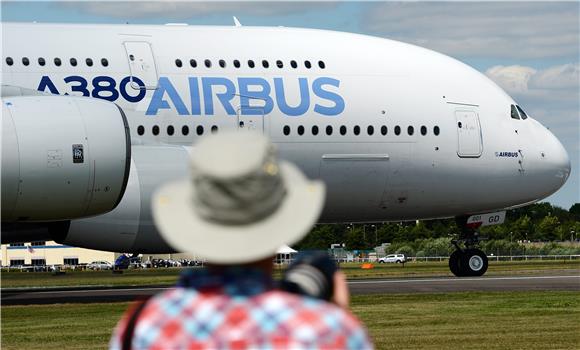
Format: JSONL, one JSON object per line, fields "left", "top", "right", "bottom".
{"left": 151, "top": 162, "right": 325, "bottom": 264}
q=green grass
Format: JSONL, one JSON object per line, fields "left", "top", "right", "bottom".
{"left": 2, "top": 260, "right": 578, "bottom": 289}
{"left": 1, "top": 268, "right": 184, "bottom": 289}
{"left": 2, "top": 291, "right": 578, "bottom": 350}
{"left": 353, "top": 291, "right": 580, "bottom": 350}
{"left": 340, "top": 259, "right": 580, "bottom": 279}
{"left": 1, "top": 302, "right": 128, "bottom": 350}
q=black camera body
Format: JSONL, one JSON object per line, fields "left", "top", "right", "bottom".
{"left": 279, "top": 252, "right": 338, "bottom": 301}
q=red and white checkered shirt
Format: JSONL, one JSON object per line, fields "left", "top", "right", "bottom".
{"left": 110, "top": 267, "right": 372, "bottom": 349}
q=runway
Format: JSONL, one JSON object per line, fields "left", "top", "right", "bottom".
{"left": 2, "top": 273, "right": 579, "bottom": 305}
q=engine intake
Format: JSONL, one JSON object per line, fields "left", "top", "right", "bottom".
{"left": 2, "top": 95, "right": 131, "bottom": 222}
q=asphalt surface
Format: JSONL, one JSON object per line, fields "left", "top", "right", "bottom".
{"left": 2, "top": 273, "right": 579, "bottom": 305}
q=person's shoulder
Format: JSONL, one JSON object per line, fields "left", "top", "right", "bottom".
{"left": 260, "top": 290, "right": 365, "bottom": 328}
{"left": 257, "top": 291, "right": 372, "bottom": 348}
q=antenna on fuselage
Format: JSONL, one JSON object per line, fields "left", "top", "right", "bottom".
{"left": 233, "top": 16, "right": 242, "bottom": 27}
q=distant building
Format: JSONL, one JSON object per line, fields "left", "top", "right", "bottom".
{"left": 1, "top": 241, "right": 119, "bottom": 267}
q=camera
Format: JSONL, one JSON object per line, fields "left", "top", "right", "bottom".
{"left": 279, "top": 251, "right": 338, "bottom": 301}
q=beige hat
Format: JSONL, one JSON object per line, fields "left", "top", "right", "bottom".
{"left": 151, "top": 131, "right": 326, "bottom": 264}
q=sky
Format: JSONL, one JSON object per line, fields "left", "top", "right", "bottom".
{"left": 1, "top": 1, "right": 578, "bottom": 209}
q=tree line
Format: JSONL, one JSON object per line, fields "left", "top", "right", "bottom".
{"left": 294, "top": 202, "right": 580, "bottom": 253}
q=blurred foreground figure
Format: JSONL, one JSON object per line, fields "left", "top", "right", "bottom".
{"left": 109, "top": 132, "right": 372, "bottom": 350}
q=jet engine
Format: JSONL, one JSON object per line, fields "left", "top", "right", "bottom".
{"left": 1, "top": 95, "right": 131, "bottom": 222}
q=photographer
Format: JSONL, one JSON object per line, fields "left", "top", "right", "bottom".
{"left": 109, "top": 132, "right": 372, "bottom": 350}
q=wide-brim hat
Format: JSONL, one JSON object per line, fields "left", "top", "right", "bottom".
{"left": 152, "top": 132, "right": 325, "bottom": 264}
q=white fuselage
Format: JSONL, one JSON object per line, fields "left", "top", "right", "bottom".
{"left": 1, "top": 23, "right": 570, "bottom": 252}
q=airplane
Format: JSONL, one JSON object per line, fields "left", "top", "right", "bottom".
{"left": 1, "top": 22, "right": 571, "bottom": 277}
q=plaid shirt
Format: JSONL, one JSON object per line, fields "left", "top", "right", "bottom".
{"left": 110, "top": 267, "right": 372, "bottom": 349}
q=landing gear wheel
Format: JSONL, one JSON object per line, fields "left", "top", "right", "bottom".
{"left": 462, "top": 249, "right": 488, "bottom": 276}
{"left": 449, "top": 250, "right": 464, "bottom": 277}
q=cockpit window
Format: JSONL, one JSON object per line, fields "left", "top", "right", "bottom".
{"left": 516, "top": 105, "right": 528, "bottom": 120}
{"left": 510, "top": 104, "right": 520, "bottom": 120}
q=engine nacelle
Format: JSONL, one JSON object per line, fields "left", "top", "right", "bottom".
{"left": 52, "top": 145, "right": 191, "bottom": 253}
{"left": 1, "top": 95, "right": 131, "bottom": 222}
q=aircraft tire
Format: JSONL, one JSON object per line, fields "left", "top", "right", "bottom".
{"left": 462, "top": 249, "right": 488, "bottom": 276}
{"left": 449, "top": 250, "right": 464, "bottom": 277}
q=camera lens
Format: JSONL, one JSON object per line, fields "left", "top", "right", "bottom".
{"left": 280, "top": 252, "right": 338, "bottom": 301}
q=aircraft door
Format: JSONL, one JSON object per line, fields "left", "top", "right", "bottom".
{"left": 123, "top": 42, "right": 158, "bottom": 90}
{"left": 236, "top": 107, "right": 264, "bottom": 133}
{"left": 455, "top": 110, "right": 483, "bottom": 157}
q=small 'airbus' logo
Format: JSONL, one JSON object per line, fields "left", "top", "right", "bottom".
{"left": 495, "top": 151, "right": 519, "bottom": 158}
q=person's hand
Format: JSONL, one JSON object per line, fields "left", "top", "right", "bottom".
{"left": 332, "top": 271, "right": 350, "bottom": 309}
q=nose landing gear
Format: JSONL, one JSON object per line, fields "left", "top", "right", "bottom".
{"left": 449, "top": 247, "right": 488, "bottom": 277}
{"left": 449, "top": 217, "right": 489, "bottom": 277}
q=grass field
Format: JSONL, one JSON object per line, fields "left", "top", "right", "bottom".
{"left": 2, "top": 291, "right": 579, "bottom": 350}
{"left": 2, "top": 260, "right": 579, "bottom": 289}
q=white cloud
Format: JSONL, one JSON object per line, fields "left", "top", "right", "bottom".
{"left": 530, "top": 64, "right": 580, "bottom": 90}
{"left": 485, "top": 63, "right": 580, "bottom": 103}
{"left": 61, "top": 1, "right": 336, "bottom": 20}
{"left": 363, "top": 2, "right": 579, "bottom": 60}
{"left": 485, "top": 65, "right": 537, "bottom": 94}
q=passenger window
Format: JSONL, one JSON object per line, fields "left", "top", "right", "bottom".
{"left": 86, "top": 58, "right": 93, "bottom": 66}
{"left": 326, "top": 125, "right": 333, "bottom": 135}
{"left": 516, "top": 105, "right": 528, "bottom": 120}
{"left": 101, "top": 58, "right": 109, "bottom": 67}
{"left": 248, "top": 60, "right": 255, "bottom": 68}
{"left": 283, "top": 125, "right": 291, "bottom": 136}
{"left": 197, "top": 125, "right": 204, "bottom": 135}
{"left": 175, "top": 59, "right": 182, "bottom": 67}
{"left": 276, "top": 60, "right": 283, "bottom": 68}
{"left": 354, "top": 125, "right": 360, "bottom": 135}
{"left": 394, "top": 126, "right": 401, "bottom": 135}
{"left": 381, "top": 125, "right": 388, "bottom": 135}
{"left": 233, "top": 60, "right": 240, "bottom": 68}
{"left": 367, "top": 126, "right": 374, "bottom": 135}
{"left": 137, "top": 125, "right": 145, "bottom": 136}
{"left": 305, "top": 60, "right": 312, "bottom": 69}
{"left": 211, "top": 125, "right": 219, "bottom": 134}
{"left": 6, "top": 57, "right": 13, "bottom": 66}
{"left": 22, "top": 57, "right": 30, "bottom": 66}
{"left": 340, "top": 125, "right": 347, "bottom": 135}
{"left": 54, "top": 58, "right": 61, "bottom": 66}
{"left": 421, "top": 126, "right": 427, "bottom": 135}
{"left": 262, "top": 60, "right": 269, "bottom": 68}
{"left": 297, "top": 125, "right": 305, "bottom": 135}
{"left": 434, "top": 126, "right": 440, "bottom": 135}
{"left": 204, "top": 59, "right": 211, "bottom": 68}
{"left": 219, "top": 59, "right": 226, "bottom": 68}
{"left": 167, "top": 125, "right": 175, "bottom": 136}
{"left": 318, "top": 61, "right": 325, "bottom": 69}
{"left": 510, "top": 104, "right": 520, "bottom": 120}
{"left": 38, "top": 57, "right": 45, "bottom": 66}
{"left": 152, "top": 125, "right": 160, "bottom": 136}
{"left": 407, "top": 126, "right": 414, "bottom": 136}
{"left": 190, "top": 59, "right": 197, "bottom": 68}
{"left": 312, "top": 125, "right": 319, "bottom": 135}
{"left": 182, "top": 125, "right": 190, "bottom": 135}
{"left": 70, "top": 58, "right": 77, "bottom": 66}
{"left": 290, "top": 60, "right": 297, "bottom": 69}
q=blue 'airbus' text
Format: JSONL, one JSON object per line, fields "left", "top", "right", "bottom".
{"left": 37, "top": 75, "right": 345, "bottom": 117}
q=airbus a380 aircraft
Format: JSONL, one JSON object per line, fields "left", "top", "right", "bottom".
{"left": 1, "top": 22, "right": 570, "bottom": 276}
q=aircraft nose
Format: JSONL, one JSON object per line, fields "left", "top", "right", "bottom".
{"left": 547, "top": 132, "right": 571, "bottom": 189}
